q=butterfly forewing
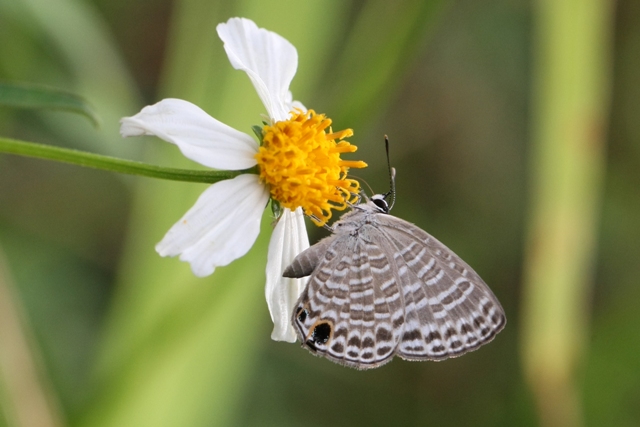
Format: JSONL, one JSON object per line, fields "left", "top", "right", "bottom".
{"left": 285, "top": 200, "right": 505, "bottom": 370}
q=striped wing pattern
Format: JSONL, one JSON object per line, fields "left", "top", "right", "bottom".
{"left": 287, "top": 208, "right": 505, "bottom": 370}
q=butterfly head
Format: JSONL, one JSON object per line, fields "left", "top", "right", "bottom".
{"left": 357, "top": 164, "right": 395, "bottom": 215}
{"left": 366, "top": 161, "right": 395, "bottom": 214}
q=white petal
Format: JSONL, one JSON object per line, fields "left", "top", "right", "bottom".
{"left": 217, "top": 18, "right": 297, "bottom": 122}
{"left": 265, "top": 207, "right": 310, "bottom": 342}
{"left": 120, "top": 98, "right": 258, "bottom": 170}
{"left": 156, "top": 174, "right": 269, "bottom": 277}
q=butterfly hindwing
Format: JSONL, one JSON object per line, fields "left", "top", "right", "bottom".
{"left": 291, "top": 233, "right": 403, "bottom": 369}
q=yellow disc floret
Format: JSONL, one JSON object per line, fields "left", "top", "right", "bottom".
{"left": 255, "top": 109, "right": 367, "bottom": 226}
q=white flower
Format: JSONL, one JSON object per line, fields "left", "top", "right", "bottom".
{"left": 120, "top": 18, "right": 366, "bottom": 343}
{"left": 120, "top": 18, "right": 308, "bottom": 342}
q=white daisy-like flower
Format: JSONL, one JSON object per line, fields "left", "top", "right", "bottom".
{"left": 120, "top": 17, "right": 366, "bottom": 342}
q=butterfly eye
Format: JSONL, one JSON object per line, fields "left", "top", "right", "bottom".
{"left": 371, "top": 196, "right": 389, "bottom": 213}
{"left": 310, "top": 321, "right": 333, "bottom": 344}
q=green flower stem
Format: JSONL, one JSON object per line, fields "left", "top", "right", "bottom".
{"left": 0, "top": 137, "right": 253, "bottom": 183}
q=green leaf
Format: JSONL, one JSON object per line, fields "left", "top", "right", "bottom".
{"left": 0, "top": 81, "right": 100, "bottom": 127}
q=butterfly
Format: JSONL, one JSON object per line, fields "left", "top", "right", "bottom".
{"left": 283, "top": 188, "right": 506, "bottom": 370}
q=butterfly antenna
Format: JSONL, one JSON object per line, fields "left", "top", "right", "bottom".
{"left": 361, "top": 178, "right": 375, "bottom": 199}
{"left": 383, "top": 135, "right": 396, "bottom": 210}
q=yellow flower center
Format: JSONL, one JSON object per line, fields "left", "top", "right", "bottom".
{"left": 255, "top": 109, "right": 367, "bottom": 226}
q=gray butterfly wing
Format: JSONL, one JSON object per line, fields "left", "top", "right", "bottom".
{"left": 375, "top": 214, "right": 506, "bottom": 361}
{"left": 285, "top": 232, "right": 404, "bottom": 369}
{"left": 284, "top": 211, "right": 506, "bottom": 369}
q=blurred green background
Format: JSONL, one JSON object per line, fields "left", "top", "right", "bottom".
{"left": 0, "top": 0, "right": 638, "bottom": 426}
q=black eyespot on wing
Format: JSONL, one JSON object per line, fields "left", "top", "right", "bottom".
{"left": 311, "top": 322, "right": 332, "bottom": 344}
{"left": 297, "top": 307, "right": 308, "bottom": 323}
